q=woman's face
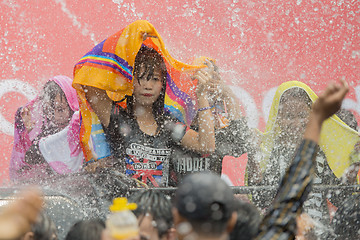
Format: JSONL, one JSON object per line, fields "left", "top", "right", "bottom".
{"left": 133, "top": 65, "right": 164, "bottom": 107}
{"left": 277, "top": 96, "right": 311, "bottom": 143}
{"left": 50, "top": 93, "right": 72, "bottom": 129}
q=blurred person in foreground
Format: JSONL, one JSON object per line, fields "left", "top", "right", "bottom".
{"left": 0, "top": 188, "right": 43, "bottom": 239}
{"left": 20, "top": 211, "right": 58, "bottom": 240}
{"left": 229, "top": 198, "right": 261, "bottom": 240}
{"left": 128, "top": 190, "right": 176, "bottom": 240}
{"left": 65, "top": 219, "right": 105, "bottom": 240}
{"left": 173, "top": 171, "right": 238, "bottom": 240}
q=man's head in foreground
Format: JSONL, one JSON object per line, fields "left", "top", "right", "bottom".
{"left": 173, "top": 172, "right": 237, "bottom": 239}
{"left": 129, "top": 190, "right": 176, "bottom": 240}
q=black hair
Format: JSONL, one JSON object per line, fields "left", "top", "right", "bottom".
{"left": 127, "top": 45, "right": 168, "bottom": 127}
{"left": 128, "top": 190, "right": 173, "bottom": 238}
{"left": 65, "top": 219, "right": 105, "bottom": 240}
{"left": 31, "top": 211, "right": 58, "bottom": 240}
{"left": 280, "top": 87, "right": 312, "bottom": 108}
{"left": 229, "top": 199, "right": 261, "bottom": 240}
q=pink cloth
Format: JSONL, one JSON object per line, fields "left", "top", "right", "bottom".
{"left": 39, "top": 111, "right": 83, "bottom": 174}
{"left": 9, "top": 75, "right": 80, "bottom": 181}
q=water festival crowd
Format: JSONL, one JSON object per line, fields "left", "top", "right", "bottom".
{"left": 2, "top": 20, "right": 360, "bottom": 240}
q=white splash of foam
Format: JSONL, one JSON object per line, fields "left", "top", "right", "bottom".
{"left": 53, "top": 0, "right": 98, "bottom": 45}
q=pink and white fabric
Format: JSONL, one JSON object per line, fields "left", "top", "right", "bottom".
{"left": 9, "top": 75, "right": 82, "bottom": 181}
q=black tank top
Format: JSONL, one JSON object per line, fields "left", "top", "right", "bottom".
{"left": 104, "top": 103, "right": 187, "bottom": 187}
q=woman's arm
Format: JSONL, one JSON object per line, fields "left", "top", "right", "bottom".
{"left": 83, "top": 86, "right": 113, "bottom": 128}
{"left": 180, "top": 68, "right": 216, "bottom": 154}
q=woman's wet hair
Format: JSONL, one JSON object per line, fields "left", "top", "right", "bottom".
{"left": 133, "top": 45, "right": 167, "bottom": 84}
{"left": 279, "top": 87, "right": 312, "bottom": 108}
{"left": 127, "top": 45, "right": 168, "bottom": 126}
{"left": 41, "top": 81, "right": 73, "bottom": 126}
{"left": 128, "top": 190, "right": 173, "bottom": 238}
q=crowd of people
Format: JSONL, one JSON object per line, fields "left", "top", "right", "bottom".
{"left": 2, "top": 20, "right": 360, "bottom": 239}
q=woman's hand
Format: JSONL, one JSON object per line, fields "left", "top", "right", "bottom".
{"left": 84, "top": 156, "right": 114, "bottom": 173}
{"left": 311, "top": 79, "right": 349, "bottom": 123}
{"left": 192, "top": 60, "right": 221, "bottom": 100}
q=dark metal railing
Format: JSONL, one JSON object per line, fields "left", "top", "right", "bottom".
{"left": 128, "top": 184, "right": 360, "bottom": 194}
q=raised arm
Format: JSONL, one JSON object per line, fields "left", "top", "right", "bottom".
{"left": 180, "top": 67, "right": 216, "bottom": 154}
{"left": 256, "top": 80, "right": 349, "bottom": 240}
{"left": 83, "top": 85, "right": 113, "bottom": 128}
{"left": 201, "top": 60, "right": 242, "bottom": 120}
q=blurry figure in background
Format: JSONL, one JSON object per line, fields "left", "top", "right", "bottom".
{"left": 20, "top": 211, "right": 58, "bottom": 240}
{"left": 128, "top": 190, "right": 176, "bottom": 240}
{"left": 73, "top": 20, "right": 215, "bottom": 187}
{"left": 254, "top": 81, "right": 360, "bottom": 227}
{"left": 175, "top": 80, "right": 348, "bottom": 240}
{"left": 65, "top": 219, "right": 105, "bottom": 240}
{"left": 169, "top": 58, "right": 260, "bottom": 186}
{"left": 336, "top": 108, "right": 360, "bottom": 185}
{"left": 336, "top": 108, "right": 359, "bottom": 132}
{"left": 0, "top": 188, "right": 43, "bottom": 239}
{"left": 172, "top": 172, "right": 237, "bottom": 240}
{"left": 10, "top": 75, "right": 82, "bottom": 182}
{"left": 255, "top": 79, "right": 349, "bottom": 239}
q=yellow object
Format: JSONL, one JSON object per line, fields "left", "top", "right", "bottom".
{"left": 110, "top": 197, "right": 137, "bottom": 212}
{"left": 107, "top": 197, "right": 139, "bottom": 239}
{"left": 260, "top": 81, "right": 360, "bottom": 178}
{"left": 111, "top": 230, "right": 140, "bottom": 240}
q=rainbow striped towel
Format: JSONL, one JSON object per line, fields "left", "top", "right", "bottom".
{"left": 73, "top": 20, "right": 206, "bottom": 163}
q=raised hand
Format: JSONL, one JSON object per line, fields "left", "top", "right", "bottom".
{"left": 304, "top": 79, "right": 349, "bottom": 143}
{"left": 192, "top": 60, "right": 221, "bottom": 98}
{"left": 311, "top": 79, "right": 349, "bottom": 122}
